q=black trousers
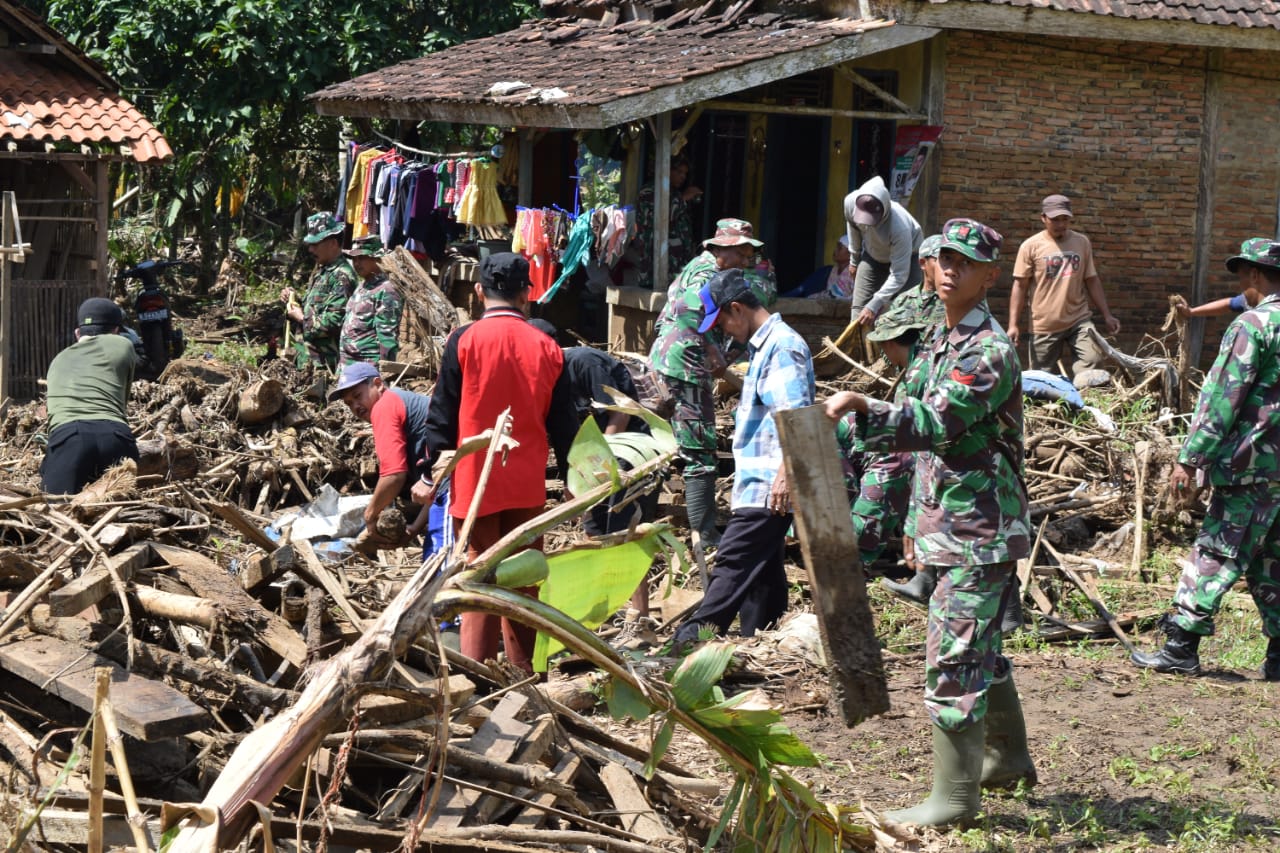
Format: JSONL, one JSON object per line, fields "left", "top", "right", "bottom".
{"left": 40, "top": 420, "right": 139, "bottom": 495}
{"left": 677, "top": 508, "right": 791, "bottom": 642}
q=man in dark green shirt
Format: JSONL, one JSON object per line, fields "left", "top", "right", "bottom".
{"left": 41, "top": 298, "right": 140, "bottom": 493}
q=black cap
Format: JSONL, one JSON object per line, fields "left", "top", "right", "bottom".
{"left": 480, "top": 252, "right": 531, "bottom": 294}
{"left": 77, "top": 297, "right": 124, "bottom": 329}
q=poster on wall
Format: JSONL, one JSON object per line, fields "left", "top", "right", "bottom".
{"left": 890, "top": 126, "right": 944, "bottom": 203}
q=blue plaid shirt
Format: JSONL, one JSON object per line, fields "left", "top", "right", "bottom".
{"left": 732, "top": 313, "right": 815, "bottom": 509}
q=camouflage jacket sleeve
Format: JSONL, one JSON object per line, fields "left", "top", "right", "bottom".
{"left": 303, "top": 261, "right": 355, "bottom": 344}
{"left": 1179, "top": 299, "right": 1280, "bottom": 485}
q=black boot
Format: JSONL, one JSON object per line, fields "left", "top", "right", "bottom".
{"left": 1130, "top": 618, "right": 1202, "bottom": 675}
{"left": 881, "top": 567, "right": 938, "bottom": 605}
{"left": 1262, "top": 636, "right": 1280, "bottom": 682}
{"left": 1001, "top": 577, "right": 1024, "bottom": 634}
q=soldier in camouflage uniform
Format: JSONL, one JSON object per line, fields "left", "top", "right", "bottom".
{"left": 339, "top": 236, "right": 403, "bottom": 367}
{"left": 649, "top": 218, "right": 770, "bottom": 548}
{"left": 848, "top": 259, "right": 947, "bottom": 569}
{"left": 632, "top": 156, "right": 701, "bottom": 289}
{"left": 282, "top": 212, "right": 357, "bottom": 371}
{"left": 1131, "top": 238, "right": 1280, "bottom": 681}
{"left": 827, "top": 218, "right": 1034, "bottom": 828}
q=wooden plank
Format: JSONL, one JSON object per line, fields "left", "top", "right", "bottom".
{"left": 599, "top": 763, "right": 674, "bottom": 841}
{"left": 431, "top": 692, "right": 530, "bottom": 829}
{"left": 468, "top": 714, "right": 555, "bottom": 825}
{"left": 2, "top": 808, "right": 144, "bottom": 848}
{"left": 508, "top": 752, "right": 581, "bottom": 829}
{"left": 48, "top": 542, "right": 154, "bottom": 617}
{"left": 777, "top": 405, "right": 890, "bottom": 726}
{"left": 237, "top": 544, "right": 296, "bottom": 591}
{"left": 0, "top": 633, "right": 208, "bottom": 740}
{"left": 151, "top": 543, "right": 307, "bottom": 669}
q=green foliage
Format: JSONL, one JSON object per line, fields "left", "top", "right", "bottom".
{"left": 42, "top": 0, "right": 539, "bottom": 286}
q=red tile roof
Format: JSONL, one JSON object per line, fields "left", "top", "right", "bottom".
{"left": 310, "top": 12, "right": 889, "bottom": 125}
{"left": 936, "top": 0, "right": 1280, "bottom": 29}
{"left": 542, "top": 0, "right": 1280, "bottom": 30}
{"left": 0, "top": 53, "right": 172, "bottom": 162}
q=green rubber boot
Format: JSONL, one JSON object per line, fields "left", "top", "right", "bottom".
{"left": 683, "top": 472, "right": 720, "bottom": 548}
{"left": 880, "top": 566, "right": 938, "bottom": 605}
{"left": 981, "top": 675, "right": 1037, "bottom": 789}
{"left": 884, "top": 721, "right": 984, "bottom": 828}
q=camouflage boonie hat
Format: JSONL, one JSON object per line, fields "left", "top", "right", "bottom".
{"left": 940, "top": 218, "right": 1002, "bottom": 262}
{"left": 342, "top": 236, "right": 387, "bottom": 258}
{"left": 1225, "top": 237, "right": 1280, "bottom": 273}
{"left": 303, "top": 212, "right": 344, "bottom": 244}
{"left": 866, "top": 286, "right": 946, "bottom": 343}
{"left": 918, "top": 234, "right": 944, "bottom": 259}
{"left": 702, "top": 218, "right": 764, "bottom": 248}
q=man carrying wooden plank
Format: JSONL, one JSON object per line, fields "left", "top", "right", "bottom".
{"left": 826, "top": 218, "right": 1035, "bottom": 828}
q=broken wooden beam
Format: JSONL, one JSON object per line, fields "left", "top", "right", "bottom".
{"left": 48, "top": 542, "right": 153, "bottom": 617}
{"left": 777, "top": 404, "right": 890, "bottom": 726}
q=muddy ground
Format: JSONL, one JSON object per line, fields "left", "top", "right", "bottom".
{"left": 643, "top": 593, "right": 1280, "bottom": 852}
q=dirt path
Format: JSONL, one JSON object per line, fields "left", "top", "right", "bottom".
{"left": 777, "top": 645, "right": 1280, "bottom": 850}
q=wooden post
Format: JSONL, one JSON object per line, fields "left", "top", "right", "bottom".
{"left": 776, "top": 405, "right": 890, "bottom": 726}
{"left": 518, "top": 129, "right": 534, "bottom": 208}
{"left": 0, "top": 191, "right": 14, "bottom": 404}
{"left": 653, "top": 111, "right": 671, "bottom": 291}
{"left": 917, "top": 33, "right": 947, "bottom": 235}
{"left": 94, "top": 160, "right": 109, "bottom": 294}
{"left": 1189, "top": 47, "right": 1223, "bottom": 366}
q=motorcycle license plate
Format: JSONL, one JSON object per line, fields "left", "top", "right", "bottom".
{"left": 139, "top": 309, "right": 168, "bottom": 322}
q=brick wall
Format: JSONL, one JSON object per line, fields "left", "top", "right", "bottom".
{"left": 1201, "top": 48, "right": 1280, "bottom": 362}
{"left": 937, "top": 32, "right": 1211, "bottom": 362}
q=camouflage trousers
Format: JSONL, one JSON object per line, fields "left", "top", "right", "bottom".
{"left": 1171, "top": 482, "right": 1280, "bottom": 638}
{"left": 850, "top": 451, "right": 912, "bottom": 566}
{"left": 925, "top": 560, "right": 1016, "bottom": 731}
{"left": 666, "top": 374, "right": 718, "bottom": 477}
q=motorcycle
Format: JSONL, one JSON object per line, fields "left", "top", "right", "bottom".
{"left": 118, "top": 259, "right": 186, "bottom": 378}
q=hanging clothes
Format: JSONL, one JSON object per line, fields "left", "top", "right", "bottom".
{"left": 457, "top": 159, "right": 506, "bottom": 227}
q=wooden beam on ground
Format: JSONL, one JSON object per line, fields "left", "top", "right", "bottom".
{"left": 777, "top": 404, "right": 890, "bottom": 726}
{"left": 599, "top": 763, "right": 675, "bottom": 842}
{"left": 431, "top": 692, "right": 531, "bottom": 828}
{"left": 236, "top": 543, "right": 296, "bottom": 591}
{"left": 151, "top": 543, "right": 307, "bottom": 670}
{"left": 0, "top": 633, "right": 208, "bottom": 740}
{"left": 48, "top": 542, "right": 153, "bottom": 617}
{"left": 508, "top": 752, "right": 581, "bottom": 829}
{"left": 468, "top": 714, "right": 555, "bottom": 825}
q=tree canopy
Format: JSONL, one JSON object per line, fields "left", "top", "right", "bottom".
{"left": 34, "top": 0, "right": 538, "bottom": 280}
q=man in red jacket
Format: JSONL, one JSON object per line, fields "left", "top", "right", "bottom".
{"left": 420, "top": 253, "right": 577, "bottom": 672}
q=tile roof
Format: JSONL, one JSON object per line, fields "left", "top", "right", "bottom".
{"left": 936, "top": 0, "right": 1280, "bottom": 29}
{"left": 310, "top": 12, "right": 898, "bottom": 127}
{"left": 0, "top": 52, "right": 172, "bottom": 162}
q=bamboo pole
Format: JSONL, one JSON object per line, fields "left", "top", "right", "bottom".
{"left": 88, "top": 669, "right": 108, "bottom": 853}
{"left": 98, "top": 675, "right": 151, "bottom": 852}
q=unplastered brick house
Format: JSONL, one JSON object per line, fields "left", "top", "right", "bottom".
{"left": 312, "top": 0, "right": 1280, "bottom": 366}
